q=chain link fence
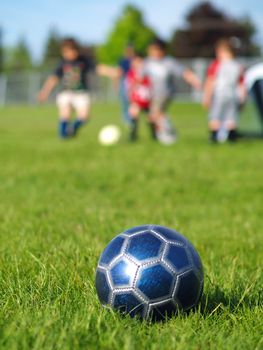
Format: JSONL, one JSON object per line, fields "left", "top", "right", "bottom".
{"left": 0, "top": 58, "right": 261, "bottom": 106}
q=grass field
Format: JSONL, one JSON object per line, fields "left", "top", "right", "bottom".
{"left": 0, "top": 103, "right": 262, "bottom": 350}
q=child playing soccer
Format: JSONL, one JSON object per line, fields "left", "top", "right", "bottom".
{"left": 203, "top": 39, "right": 246, "bottom": 143}
{"left": 126, "top": 53, "right": 152, "bottom": 141}
{"left": 38, "top": 37, "right": 114, "bottom": 139}
{"left": 38, "top": 38, "right": 94, "bottom": 138}
{"left": 143, "top": 38, "right": 202, "bottom": 144}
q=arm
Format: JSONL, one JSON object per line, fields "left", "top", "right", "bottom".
{"left": 183, "top": 69, "right": 202, "bottom": 90}
{"left": 38, "top": 75, "right": 59, "bottom": 103}
{"left": 202, "top": 76, "right": 215, "bottom": 110}
{"left": 96, "top": 64, "right": 122, "bottom": 79}
{"left": 238, "top": 83, "right": 247, "bottom": 105}
{"left": 238, "top": 70, "right": 248, "bottom": 104}
{"left": 170, "top": 59, "right": 202, "bottom": 90}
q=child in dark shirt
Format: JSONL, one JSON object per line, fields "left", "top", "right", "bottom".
{"left": 38, "top": 37, "right": 116, "bottom": 139}
{"left": 38, "top": 38, "right": 95, "bottom": 138}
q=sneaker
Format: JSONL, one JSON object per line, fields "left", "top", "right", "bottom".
{"left": 157, "top": 117, "right": 177, "bottom": 145}
{"left": 217, "top": 127, "right": 229, "bottom": 143}
{"left": 129, "top": 120, "right": 138, "bottom": 142}
{"left": 157, "top": 131, "right": 177, "bottom": 145}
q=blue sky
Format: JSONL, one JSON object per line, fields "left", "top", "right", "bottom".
{"left": 1, "top": 0, "right": 263, "bottom": 60}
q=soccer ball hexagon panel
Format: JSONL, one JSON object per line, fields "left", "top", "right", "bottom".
{"left": 95, "top": 225, "right": 204, "bottom": 320}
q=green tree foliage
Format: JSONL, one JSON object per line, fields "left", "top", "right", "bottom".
{"left": 42, "top": 29, "right": 61, "bottom": 68}
{"left": 170, "top": 1, "right": 261, "bottom": 58}
{"left": 5, "top": 37, "right": 32, "bottom": 71}
{"left": 97, "top": 4, "right": 156, "bottom": 64}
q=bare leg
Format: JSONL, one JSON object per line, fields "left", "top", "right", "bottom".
{"left": 72, "top": 93, "right": 91, "bottom": 135}
{"left": 56, "top": 92, "right": 72, "bottom": 138}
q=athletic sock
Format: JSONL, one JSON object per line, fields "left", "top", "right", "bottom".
{"left": 59, "top": 120, "right": 70, "bottom": 138}
{"left": 72, "top": 119, "right": 86, "bottom": 136}
{"left": 228, "top": 129, "right": 237, "bottom": 142}
{"left": 148, "top": 122, "right": 157, "bottom": 140}
{"left": 129, "top": 119, "right": 138, "bottom": 141}
{"left": 210, "top": 130, "right": 218, "bottom": 143}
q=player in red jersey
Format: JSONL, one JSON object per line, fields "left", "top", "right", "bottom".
{"left": 126, "top": 53, "right": 153, "bottom": 141}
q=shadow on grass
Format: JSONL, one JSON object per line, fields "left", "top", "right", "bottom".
{"left": 199, "top": 284, "right": 262, "bottom": 317}
{"left": 146, "top": 283, "right": 262, "bottom": 323}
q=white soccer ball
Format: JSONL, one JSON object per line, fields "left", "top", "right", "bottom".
{"left": 98, "top": 125, "right": 121, "bottom": 146}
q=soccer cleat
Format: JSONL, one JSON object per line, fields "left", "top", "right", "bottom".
{"left": 157, "top": 131, "right": 177, "bottom": 145}
{"left": 217, "top": 127, "right": 229, "bottom": 143}
{"left": 59, "top": 120, "right": 72, "bottom": 139}
{"left": 72, "top": 119, "right": 85, "bottom": 136}
{"left": 157, "top": 117, "right": 177, "bottom": 145}
{"left": 228, "top": 129, "right": 238, "bottom": 142}
{"left": 129, "top": 120, "right": 138, "bottom": 142}
{"left": 209, "top": 130, "right": 218, "bottom": 143}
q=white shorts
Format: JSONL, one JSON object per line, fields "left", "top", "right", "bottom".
{"left": 56, "top": 91, "right": 91, "bottom": 111}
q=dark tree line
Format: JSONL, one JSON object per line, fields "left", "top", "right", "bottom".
{"left": 170, "top": 2, "right": 260, "bottom": 57}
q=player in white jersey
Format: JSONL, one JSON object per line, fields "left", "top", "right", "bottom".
{"left": 203, "top": 39, "right": 246, "bottom": 143}
{"left": 143, "top": 38, "right": 202, "bottom": 144}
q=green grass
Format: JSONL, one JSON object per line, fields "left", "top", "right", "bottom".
{"left": 0, "top": 103, "right": 262, "bottom": 350}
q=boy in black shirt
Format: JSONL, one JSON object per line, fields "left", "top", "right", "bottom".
{"left": 39, "top": 38, "right": 95, "bottom": 138}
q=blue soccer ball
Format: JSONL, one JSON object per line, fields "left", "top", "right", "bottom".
{"left": 95, "top": 225, "right": 204, "bottom": 320}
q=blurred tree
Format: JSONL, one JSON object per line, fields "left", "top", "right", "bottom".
{"left": 42, "top": 29, "right": 61, "bottom": 68}
{"left": 5, "top": 37, "right": 32, "bottom": 71}
{"left": 97, "top": 4, "right": 156, "bottom": 63}
{"left": 170, "top": 1, "right": 261, "bottom": 58}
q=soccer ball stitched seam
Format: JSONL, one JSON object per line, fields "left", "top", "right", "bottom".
{"left": 151, "top": 229, "right": 185, "bottom": 246}
{"left": 112, "top": 288, "right": 148, "bottom": 305}
{"left": 122, "top": 229, "right": 150, "bottom": 237}
{"left": 125, "top": 233, "right": 164, "bottom": 262}
{"left": 135, "top": 264, "right": 176, "bottom": 302}
{"left": 163, "top": 246, "right": 192, "bottom": 274}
